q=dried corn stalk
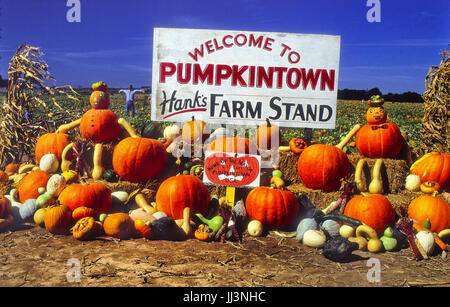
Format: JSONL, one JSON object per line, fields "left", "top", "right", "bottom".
{"left": 420, "top": 49, "right": 449, "bottom": 154}
{"left": 0, "top": 44, "right": 80, "bottom": 167}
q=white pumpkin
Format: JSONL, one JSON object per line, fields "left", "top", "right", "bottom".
{"left": 416, "top": 231, "right": 435, "bottom": 256}
{"left": 302, "top": 230, "right": 327, "bottom": 248}
{"left": 405, "top": 174, "right": 421, "bottom": 192}
{"left": 247, "top": 220, "right": 263, "bottom": 237}
{"left": 46, "top": 174, "right": 66, "bottom": 196}
{"left": 39, "top": 153, "right": 59, "bottom": 173}
{"left": 163, "top": 124, "right": 181, "bottom": 141}
{"left": 111, "top": 191, "right": 129, "bottom": 206}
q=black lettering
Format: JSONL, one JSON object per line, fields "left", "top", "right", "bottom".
{"left": 319, "top": 105, "right": 333, "bottom": 121}
{"left": 269, "top": 96, "right": 282, "bottom": 120}
{"left": 232, "top": 100, "right": 245, "bottom": 118}
{"left": 210, "top": 94, "right": 223, "bottom": 117}
{"left": 292, "top": 104, "right": 305, "bottom": 121}
{"left": 306, "top": 104, "right": 317, "bottom": 121}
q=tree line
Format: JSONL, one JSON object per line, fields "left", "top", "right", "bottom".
{"left": 338, "top": 87, "right": 424, "bottom": 103}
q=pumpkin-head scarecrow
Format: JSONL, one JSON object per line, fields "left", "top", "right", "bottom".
{"left": 37, "top": 81, "right": 167, "bottom": 183}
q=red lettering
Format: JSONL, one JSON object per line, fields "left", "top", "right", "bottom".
{"left": 274, "top": 67, "right": 287, "bottom": 88}
{"left": 193, "top": 63, "right": 214, "bottom": 85}
{"left": 249, "top": 34, "right": 263, "bottom": 48}
{"left": 320, "top": 69, "right": 335, "bottom": 91}
{"left": 188, "top": 45, "right": 205, "bottom": 61}
{"left": 232, "top": 65, "right": 248, "bottom": 86}
{"left": 213, "top": 38, "right": 224, "bottom": 51}
{"left": 280, "top": 43, "right": 291, "bottom": 57}
{"left": 257, "top": 66, "right": 274, "bottom": 88}
{"left": 216, "top": 64, "right": 232, "bottom": 85}
{"left": 249, "top": 66, "right": 256, "bottom": 87}
{"left": 160, "top": 62, "right": 176, "bottom": 82}
{"left": 223, "top": 35, "right": 233, "bottom": 47}
{"left": 288, "top": 51, "right": 300, "bottom": 64}
{"left": 235, "top": 34, "right": 247, "bottom": 46}
{"left": 301, "top": 68, "right": 322, "bottom": 90}
{"left": 263, "top": 37, "right": 274, "bottom": 51}
{"left": 205, "top": 40, "right": 214, "bottom": 54}
{"left": 177, "top": 63, "right": 191, "bottom": 84}
{"left": 287, "top": 68, "right": 301, "bottom": 89}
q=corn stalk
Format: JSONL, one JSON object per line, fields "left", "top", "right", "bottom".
{"left": 420, "top": 49, "right": 449, "bottom": 154}
{"left": 0, "top": 44, "right": 80, "bottom": 167}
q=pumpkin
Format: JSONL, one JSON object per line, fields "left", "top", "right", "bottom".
{"left": 245, "top": 186, "right": 299, "bottom": 229}
{"left": 344, "top": 194, "right": 396, "bottom": 234}
{"left": 207, "top": 137, "right": 258, "bottom": 154}
{"left": 19, "top": 199, "right": 38, "bottom": 221}
{"left": 17, "top": 170, "right": 51, "bottom": 203}
{"left": 0, "top": 195, "right": 9, "bottom": 218}
{"left": 355, "top": 123, "right": 403, "bottom": 158}
{"left": 35, "top": 133, "right": 71, "bottom": 163}
{"left": 420, "top": 181, "right": 440, "bottom": 194}
{"left": 44, "top": 203, "right": 73, "bottom": 234}
{"left": 112, "top": 137, "right": 168, "bottom": 182}
{"left": 408, "top": 194, "right": 450, "bottom": 233}
{"left": 296, "top": 218, "right": 318, "bottom": 242}
{"left": 46, "top": 174, "right": 66, "bottom": 196}
{"left": 80, "top": 109, "right": 121, "bottom": 143}
{"left": 409, "top": 152, "right": 449, "bottom": 189}
{"left": 72, "top": 206, "right": 96, "bottom": 222}
{"left": 366, "top": 106, "right": 387, "bottom": 124}
{"left": 141, "top": 122, "right": 163, "bottom": 139}
{"left": 155, "top": 175, "right": 210, "bottom": 220}
{"left": 297, "top": 144, "right": 350, "bottom": 191}
{"left": 157, "top": 137, "right": 172, "bottom": 149}
{"left": 289, "top": 138, "right": 308, "bottom": 155}
{"left": 182, "top": 117, "right": 209, "bottom": 144}
{"left": 134, "top": 219, "right": 153, "bottom": 239}
{"left": 194, "top": 224, "right": 214, "bottom": 241}
{"left": 39, "top": 153, "right": 59, "bottom": 173}
{"left": 0, "top": 170, "right": 8, "bottom": 182}
{"left": 103, "top": 213, "right": 134, "bottom": 239}
{"left": 58, "top": 182, "right": 111, "bottom": 215}
{"left": 163, "top": 123, "right": 181, "bottom": 141}
{"left": 89, "top": 90, "right": 110, "bottom": 109}
{"left": 256, "top": 118, "right": 281, "bottom": 150}
{"left": 73, "top": 216, "right": 101, "bottom": 240}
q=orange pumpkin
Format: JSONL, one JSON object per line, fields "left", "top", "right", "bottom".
{"left": 256, "top": 119, "right": 281, "bottom": 150}
{"left": 112, "top": 137, "right": 168, "bottom": 183}
{"left": 420, "top": 181, "right": 440, "bottom": 194}
{"left": 366, "top": 106, "right": 387, "bottom": 124}
{"left": 356, "top": 122, "right": 403, "bottom": 158}
{"left": 297, "top": 144, "right": 350, "bottom": 191}
{"left": 245, "top": 186, "right": 299, "bottom": 229}
{"left": 289, "top": 138, "right": 308, "bottom": 155}
{"left": 155, "top": 175, "right": 210, "bottom": 220}
{"left": 5, "top": 163, "right": 19, "bottom": 175}
{"left": 35, "top": 133, "right": 71, "bottom": 163}
{"left": 79, "top": 109, "right": 121, "bottom": 143}
{"left": 89, "top": 90, "right": 110, "bottom": 109}
{"left": 0, "top": 195, "right": 9, "bottom": 218}
{"left": 58, "top": 182, "right": 111, "bottom": 215}
{"left": 344, "top": 194, "right": 396, "bottom": 234}
{"left": 207, "top": 137, "right": 258, "bottom": 154}
{"left": 410, "top": 152, "right": 449, "bottom": 190}
{"left": 44, "top": 203, "right": 73, "bottom": 234}
{"left": 103, "top": 213, "right": 134, "bottom": 239}
{"left": 408, "top": 194, "right": 450, "bottom": 233}
{"left": 0, "top": 170, "right": 8, "bottom": 182}
{"left": 182, "top": 117, "right": 209, "bottom": 144}
{"left": 72, "top": 206, "right": 96, "bottom": 222}
{"left": 73, "top": 216, "right": 101, "bottom": 240}
{"left": 17, "top": 170, "right": 51, "bottom": 203}
{"left": 134, "top": 219, "right": 152, "bottom": 239}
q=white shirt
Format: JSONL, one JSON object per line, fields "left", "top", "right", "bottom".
{"left": 119, "top": 89, "right": 144, "bottom": 102}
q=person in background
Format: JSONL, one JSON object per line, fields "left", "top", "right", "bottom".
{"left": 119, "top": 84, "right": 144, "bottom": 117}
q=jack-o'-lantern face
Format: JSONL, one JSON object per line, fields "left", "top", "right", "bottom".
{"left": 90, "top": 91, "right": 110, "bottom": 109}
{"left": 366, "top": 106, "right": 387, "bottom": 124}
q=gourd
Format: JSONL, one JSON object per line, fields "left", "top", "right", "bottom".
{"left": 355, "top": 225, "right": 383, "bottom": 253}
{"left": 270, "top": 176, "right": 285, "bottom": 189}
{"left": 339, "top": 225, "right": 355, "bottom": 239}
{"left": 405, "top": 174, "right": 421, "bottom": 192}
{"left": 438, "top": 229, "right": 450, "bottom": 244}
{"left": 163, "top": 123, "right": 181, "bottom": 141}
{"left": 151, "top": 217, "right": 185, "bottom": 241}
{"left": 420, "top": 181, "right": 440, "bottom": 194}
{"left": 111, "top": 191, "right": 128, "bottom": 206}
{"left": 46, "top": 174, "right": 66, "bottom": 196}
{"left": 39, "top": 153, "right": 59, "bottom": 173}
{"left": 247, "top": 220, "right": 263, "bottom": 237}
{"left": 135, "top": 193, "right": 156, "bottom": 215}
{"left": 44, "top": 203, "right": 73, "bottom": 234}
{"left": 152, "top": 211, "right": 167, "bottom": 220}
{"left": 368, "top": 159, "right": 384, "bottom": 194}
{"left": 176, "top": 207, "right": 193, "bottom": 238}
{"left": 320, "top": 219, "right": 340, "bottom": 237}
{"left": 112, "top": 137, "right": 168, "bottom": 183}
{"left": 134, "top": 219, "right": 153, "bottom": 239}
{"left": 129, "top": 208, "right": 156, "bottom": 223}
{"left": 289, "top": 138, "right": 307, "bottom": 155}
{"left": 302, "top": 230, "right": 327, "bottom": 248}
{"left": 354, "top": 159, "right": 369, "bottom": 192}
{"left": 18, "top": 199, "right": 38, "bottom": 222}
{"left": 91, "top": 143, "right": 104, "bottom": 180}
{"left": 195, "top": 224, "right": 214, "bottom": 241}
{"left": 379, "top": 227, "right": 398, "bottom": 251}
{"left": 33, "top": 207, "right": 47, "bottom": 227}
{"left": 73, "top": 217, "right": 101, "bottom": 240}
{"left": 8, "top": 189, "right": 23, "bottom": 221}
{"left": 296, "top": 218, "right": 318, "bottom": 242}
{"left": 36, "top": 188, "right": 55, "bottom": 208}
{"left": 60, "top": 143, "right": 74, "bottom": 172}
{"left": 141, "top": 122, "right": 163, "bottom": 139}
{"left": 348, "top": 236, "right": 368, "bottom": 251}
{"left": 195, "top": 213, "right": 224, "bottom": 234}
{"left": 415, "top": 231, "right": 435, "bottom": 256}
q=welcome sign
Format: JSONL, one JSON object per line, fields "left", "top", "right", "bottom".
{"left": 152, "top": 28, "right": 341, "bottom": 128}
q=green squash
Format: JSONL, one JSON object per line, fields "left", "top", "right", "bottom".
{"left": 141, "top": 122, "right": 163, "bottom": 139}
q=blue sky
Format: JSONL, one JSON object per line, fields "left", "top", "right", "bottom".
{"left": 0, "top": 0, "right": 448, "bottom": 94}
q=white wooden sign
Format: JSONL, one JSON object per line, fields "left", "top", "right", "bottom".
{"left": 152, "top": 27, "right": 340, "bottom": 128}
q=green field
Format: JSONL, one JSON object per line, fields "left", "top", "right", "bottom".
{"left": 0, "top": 91, "right": 423, "bottom": 151}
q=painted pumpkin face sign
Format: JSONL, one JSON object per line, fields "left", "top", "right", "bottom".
{"left": 366, "top": 107, "right": 387, "bottom": 124}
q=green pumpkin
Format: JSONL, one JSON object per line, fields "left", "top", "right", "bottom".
{"left": 141, "top": 122, "right": 163, "bottom": 139}
{"left": 103, "top": 169, "right": 119, "bottom": 183}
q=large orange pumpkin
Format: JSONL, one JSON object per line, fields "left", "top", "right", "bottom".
{"left": 409, "top": 152, "right": 449, "bottom": 189}
{"left": 245, "top": 186, "right": 299, "bottom": 229}
{"left": 103, "top": 213, "right": 134, "bottom": 239}
{"left": 89, "top": 90, "right": 110, "bottom": 109}
{"left": 35, "top": 133, "right": 71, "bottom": 163}
{"left": 356, "top": 122, "right": 403, "bottom": 158}
{"left": 44, "top": 203, "right": 73, "bottom": 234}
{"left": 297, "top": 144, "right": 350, "bottom": 191}
{"left": 182, "top": 117, "right": 209, "bottom": 145}
{"left": 344, "top": 194, "right": 396, "bottom": 234}
{"left": 112, "top": 137, "right": 168, "bottom": 182}
{"left": 407, "top": 194, "right": 450, "bottom": 233}
{"left": 207, "top": 137, "right": 258, "bottom": 154}
{"left": 256, "top": 119, "right": 281, "bottom": 150}
{"left": 155, "top": 175, "right": 210, "bottom": 220}
{"left": 58, "top": 182, "right": 111, "bottom": 215}
{"left": 79, "top": 109, "right": 121, "bottom": 143}
{"left": 17, "top": 170, "right": 51, "bottom": 203}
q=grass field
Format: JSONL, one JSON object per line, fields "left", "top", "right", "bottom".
{"left": 0, "top": 91, "right": 423, "bottom": 151}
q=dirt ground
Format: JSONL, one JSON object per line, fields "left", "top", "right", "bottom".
{"left": 0, "top": 222, "right": 448, "bottom": 288}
